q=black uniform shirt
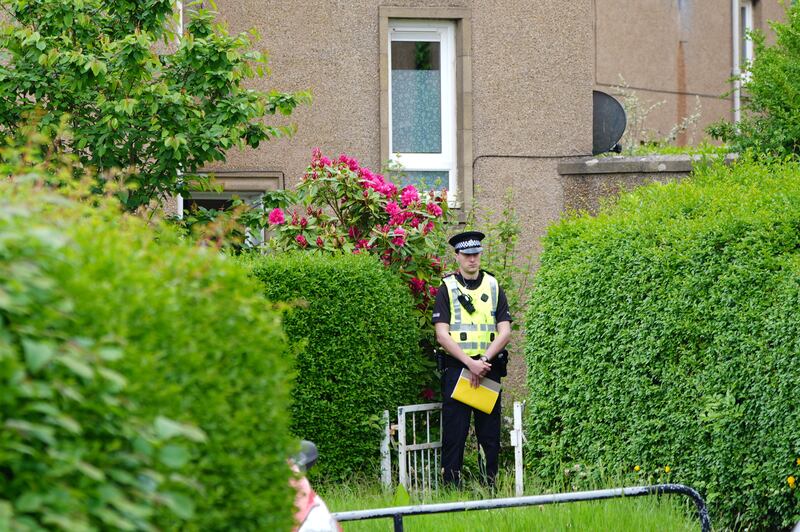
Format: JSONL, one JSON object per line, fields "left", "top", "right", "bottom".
{"left": 431, "top": 270, "right": 513, "bottom": 325}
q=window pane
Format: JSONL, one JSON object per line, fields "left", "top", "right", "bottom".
{"left": 185, "top": 198, "right": 233, "bottom": 212}
{"left": 740, "top": 6, "right": 749, "bottom": 62}
{"left": 399, "top": 170, "right": 449, "bottom": 190}
{"left": 391, "top": 40, "right": 442, "bottom": 154}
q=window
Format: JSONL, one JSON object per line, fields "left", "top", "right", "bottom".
{"left": 177, "top": 170, "right": 283, "bottom": 246}
{"left": 388, "top": 20, "right": 457, "bottom": 193}
{"left": 739, "top": 0, "right": 754, "bottom": 74}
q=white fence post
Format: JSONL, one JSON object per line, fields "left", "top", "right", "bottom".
{"left": 380, "top": 410, "right": 392, "bottom": 489}
{"left": 511, "top": 401, "right": 525, "bottom": 496}
{"left": 398, "top": 406, "right": 407, "bottom": 489}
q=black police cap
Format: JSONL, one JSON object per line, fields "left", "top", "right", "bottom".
{"left": 448, "top": 231, "right": 485, "bottom": 254}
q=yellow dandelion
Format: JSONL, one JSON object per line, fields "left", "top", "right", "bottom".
{"left": 665, "top": 466, "right": 671, "bottom": 473}
{"left": 788, "top": 476, "right": 796, "bottom": 489}
{"left": 634, "top": 465, "right": 641, "bottom": 472}
{"left": 796, "top": 458, "right": 800, "bottom": 466}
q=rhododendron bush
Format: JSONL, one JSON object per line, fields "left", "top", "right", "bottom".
{"left": 259, "top": 148, "right": 451, "bottom": 322}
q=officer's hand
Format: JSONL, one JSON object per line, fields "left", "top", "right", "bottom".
{"left": 468, "top": 359, "right": 490, "bottom": 388}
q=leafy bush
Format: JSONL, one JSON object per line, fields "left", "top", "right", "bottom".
{"left": 54, "top": 212, "right": 295, "bottom": 530}
{"left": 525, "top": 158, "right": 800, "bottom": 529}
{"left": 0, "top": 180, "right": 205, "bottom": 530}
{"left": 0, "top": 146, "right": 295, "bottom": 529}
{"left": 0, "top": 0, "right": 307, "bottom": 210}
{"left": 708, "top": 3, "right": 800, "bottom": 158}
{"left": 252, "top": 149, "right": 450, "bottom": 325}
{"left": 243, "top": 252, "right": 429, "bottom": 482}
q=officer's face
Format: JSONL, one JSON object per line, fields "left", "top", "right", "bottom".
{"left": 456, "top": 251, "right": 481, "bottom": 276}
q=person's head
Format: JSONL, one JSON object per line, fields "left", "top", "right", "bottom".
{"left": 448, "top": 231, "right": 485, "bottom": 277}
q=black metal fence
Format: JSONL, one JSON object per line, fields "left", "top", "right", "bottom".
{"left": 332, "top": 483, "right": 710, "bottom": 532}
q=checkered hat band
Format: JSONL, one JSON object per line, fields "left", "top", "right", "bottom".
{"left": 455, "top": 239, "right": 481, "bottom": 250}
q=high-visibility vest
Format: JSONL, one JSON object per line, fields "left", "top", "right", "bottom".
{"left": 443, "top": 272, "right": 499, "bottom": 356}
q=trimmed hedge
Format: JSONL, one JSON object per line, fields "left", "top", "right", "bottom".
{"left": 0, "top": 182, "right": 202, "bottom": 530}
{"left": 244, "top": 253, "right": 428, "bottom": 481}
{"left": 525, "top": 158, "right": 800, "bottom": 529}
{"left": 0, "top": 179, "right": 295, "bottom": 530}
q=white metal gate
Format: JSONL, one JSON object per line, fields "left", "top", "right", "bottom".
{"left": 396, "top": 402, "right": 442, "bottom": 493}
{"left": 382, "top": 401, "right": 526, "bottom": 495}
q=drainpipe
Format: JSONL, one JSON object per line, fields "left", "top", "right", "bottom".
{"left": 731, "top": 0, "right": 741, "bottom": 124}
{"left": 176, "top": 1, "right": 185, "bottom": 218}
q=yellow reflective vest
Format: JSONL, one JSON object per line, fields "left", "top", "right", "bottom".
{"left": 443, "top": 272, "right": 499, "bottom": 356}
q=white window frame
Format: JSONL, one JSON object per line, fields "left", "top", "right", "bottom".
{"left": 388, "top": 20, "right": 457, "bottom": 194}
{"left": 181, "top": 190, "right": 267, "bottom": 246}
{"left": 740, "top": 0, "right": 754, "bottom": 79}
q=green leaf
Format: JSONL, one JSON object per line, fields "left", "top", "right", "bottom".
{"left": 161, "top": 491, "right": 195, "bottom": 520}
{"left": 98, "top": 347, "right": 123, "bottom": 361}
{"left": 159, "top": 444, "right": 191, "bottom": 468}
{"left": 15, "top": 492, "right": 42, "bottom": 512}
{"left": 77, "top": 461, "right": 106, "bottom": 481}
{"left": 48, "top": 414, "right": 82, "bottom": 434}
{"left": 0, "top": 501, "right": 12, "bottom": 531}
{"left": 154, "top": 417, "right": 206, "bottom": 443}
{"left": 98, "top": 367, "right": 127, "bottom": 389}
{"left": 22, "top": 339, "right": 55, "bottom": 373}
{"left": 5, "top": 419, "right": 55, "bottom": 445}
{"left": 57, "top": 354, "right": 94, "bottom": 380}
{"left": 393, "top": 483, "right": 410, "bottom": 506}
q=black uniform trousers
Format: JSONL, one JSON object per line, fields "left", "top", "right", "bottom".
{"left": 441, "top": 361, "right": 502, "bottom": 487}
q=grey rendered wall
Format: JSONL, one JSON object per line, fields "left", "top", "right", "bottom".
{"left": 208, "top": 0, "right": 594, "bottom": 262}
{"left": 594, "top": 0, "right": 786, "bottom": 145}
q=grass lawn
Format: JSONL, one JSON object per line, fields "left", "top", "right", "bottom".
{"left": 321, "top": 474, "right": 701, "bottom": 531}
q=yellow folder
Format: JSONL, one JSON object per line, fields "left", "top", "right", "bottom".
{"left": 450, "top": 369, "right": 501, "bottom": 414}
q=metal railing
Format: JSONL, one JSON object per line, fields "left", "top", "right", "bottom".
{"left": 333, "top": 483, "right": 710, "bottom": 532}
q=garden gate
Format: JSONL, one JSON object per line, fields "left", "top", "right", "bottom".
{"left": 381, "top": 401, "right": 526, "bottom": 495}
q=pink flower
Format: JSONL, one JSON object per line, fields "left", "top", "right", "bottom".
{"left": 295, "top": 234, "right": 308, "bottom": 248}
{"left": 427, "top": 202, "right": 443, "bottom": 217}
{"left": 356, "top": 239, "right": 370, "bottom": 249}
{"left": 348, "top": 226, "right": 360, "bottom": 239}
{"left": 401, "top": 185, "right": 419, "bottom": 207}
{"left": 385, "top": 201, "right": 401, "bottom": 218}
{"left": 393, "top": 226, "right": 406, "bottom": 237}
{"left": 268, "top": 208, "right": 285, "bottom": 225}
{"left": 320, "top": 156, "right": 332, "bottom": 167}
{"left": 429, "top": 286, "right": 439, "bottom": 297}
{"left": 300, "top": 217, "right": 308, "bottom": 229}
{"left": 420, "top": 387, "right": 435, "bottom": 401}
{"left": 392, "top": 235, "right": 406, "bottom": 247}
{"left": 316, "top": 237, "right": 324, "bottom": 247}
{"left": 410, "top": 216, "right": 420, "bottom": 228}
{"left": 409, "top": 277, "right": 425, "bottom": 293}
{"left": 423, "top": 221, "right": 434, "bottom": 234}
{"left": 384, "top": 181, "right": 398, "bottom": 198}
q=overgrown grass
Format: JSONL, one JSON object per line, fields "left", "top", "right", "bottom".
{"left": 322, "top": 473, "right": 700, "bottom": 531}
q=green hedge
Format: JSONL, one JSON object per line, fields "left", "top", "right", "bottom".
{"left": 525, "top": 158, "right": 800, "bottom": 529}
{"left": 0, "top": 181, "right": 202, "bottom": 530}
{"left": 0, "top": 179, "right": 295, "bottom": 530}
{"left": 244, "top": 253, "right": 428, "bottom": 481}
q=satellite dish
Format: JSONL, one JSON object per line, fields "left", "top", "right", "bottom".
{"left": 592, "top": 90, "right": 627, "bottom": 155}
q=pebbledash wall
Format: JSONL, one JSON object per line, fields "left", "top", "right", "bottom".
{"left": 558, "top": 153, "right": 735, "bottom": 214}
{"left": 189, "top": 2, "right": 725, "bottom": 400}
{"left": 195, "top": 0, "right": 594, "bottom": 264}
{"left": 594, "top": 0, "right": 786, "bottom": 145}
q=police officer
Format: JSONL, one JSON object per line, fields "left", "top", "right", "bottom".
{"left": 432, "top": 230, "right": 512, "bottom": 488}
